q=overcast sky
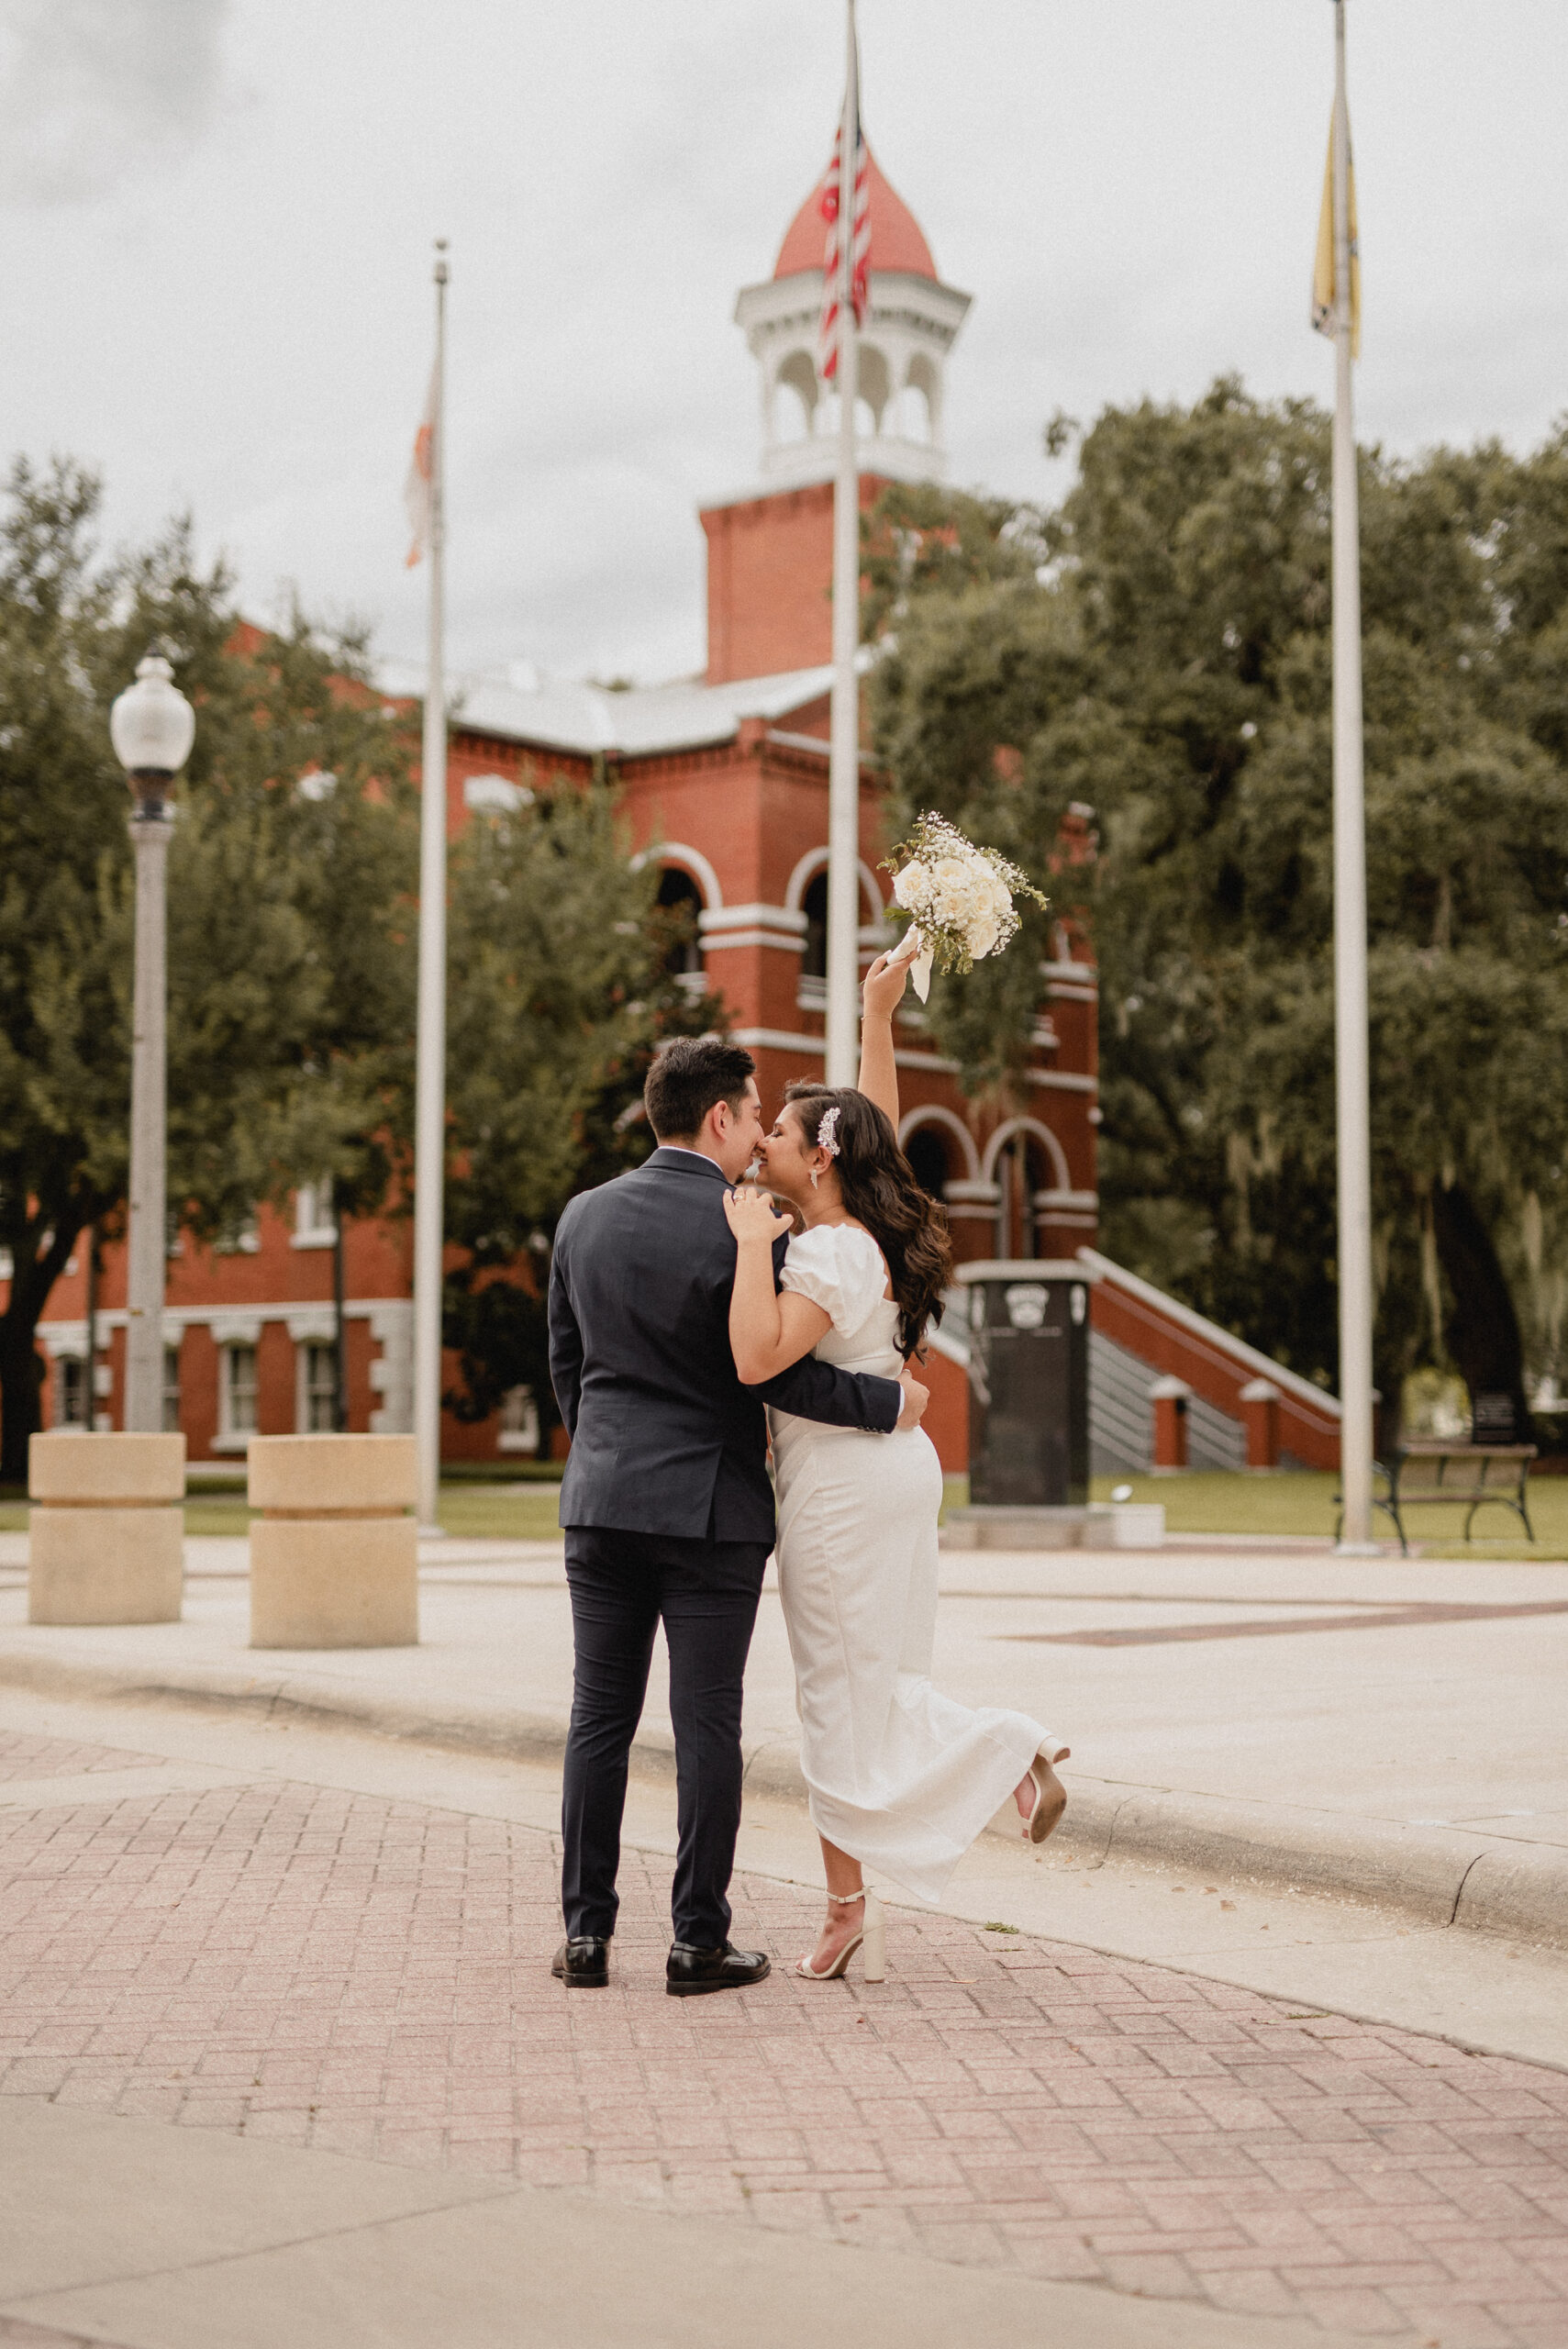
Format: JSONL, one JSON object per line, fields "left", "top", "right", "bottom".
{"left": 3, "top": 0, "right": 1565, "bottom": 687}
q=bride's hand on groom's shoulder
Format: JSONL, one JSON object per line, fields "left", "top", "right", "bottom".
{"left": 723, "top": 1186, "right": 792, "bottom": 1245}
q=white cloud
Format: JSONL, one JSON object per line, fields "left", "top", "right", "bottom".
{"left": 1, "top": 0, "right": 1564, "bottom": 683}
{"left": 0, "top": 0, "right": 230, "bottom": 206}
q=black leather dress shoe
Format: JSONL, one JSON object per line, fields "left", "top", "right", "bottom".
{"left": 551, "top": 1936, "right": 610, "bottom": 1988}
{"left": 665, "top": 1942, "right": 771, "bottom": 1998}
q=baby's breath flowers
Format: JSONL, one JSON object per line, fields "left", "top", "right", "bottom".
{"left": 881, "top": 813, "right": 1048, "bottom": 1000}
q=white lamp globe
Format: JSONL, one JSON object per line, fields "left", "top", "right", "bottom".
{"left": 110, "top": 652, "right": 196, "bottom": 784}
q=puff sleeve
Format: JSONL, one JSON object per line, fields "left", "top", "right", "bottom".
{"left": 780, "top": 1224, "right": 889, "bottom": 1335}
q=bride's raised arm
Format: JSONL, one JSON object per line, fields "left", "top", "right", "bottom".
{"left": 856, "top": 950, "right": 909, "bottom": 1131}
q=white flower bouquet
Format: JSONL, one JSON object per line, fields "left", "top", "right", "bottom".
{"left": 881, "top": 812, "right": 1049, "bottom": 1001}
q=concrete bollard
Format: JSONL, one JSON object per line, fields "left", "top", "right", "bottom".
{"left": 28, "top": 1431, "right": 185, "bottom": 1625}
{"left": 1240, "top": 1377, "right": 1282, "bottom": 1470}
{"left": 248, "top": 1434, "right": 418, "bottom": 1649}
{"left": 1149, "top": 1375, "right": 1191, "bottom": 1473}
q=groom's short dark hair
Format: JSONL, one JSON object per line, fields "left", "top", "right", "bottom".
{"left": 645, "top": 1035, "right": 756, "bottom": 1142}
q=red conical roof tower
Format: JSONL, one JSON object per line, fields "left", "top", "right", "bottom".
{"left": 772, "top": 145, "right": 939, "bottom": 284}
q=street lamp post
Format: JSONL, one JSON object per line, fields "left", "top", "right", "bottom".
{"left": 110, "top": 653, "right": 195, "bottom": 1435}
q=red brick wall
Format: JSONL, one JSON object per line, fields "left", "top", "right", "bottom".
{"left": 700, "top": 476, "right": 889, "bottom": 685}
{"left": 921, "top": 1345, "right": 969, "bottom": 1476}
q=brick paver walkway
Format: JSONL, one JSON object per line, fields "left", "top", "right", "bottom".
{"left": 0, "top": 1731, "right": 164, "bottom": 1781}
{"left": 3, "top": 1749, "right": 1566, "bottom": 2347}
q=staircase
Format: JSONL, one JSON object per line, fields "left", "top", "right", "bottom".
{"left": 924, "top": 1249, "right": 1341, "bottom": 1476}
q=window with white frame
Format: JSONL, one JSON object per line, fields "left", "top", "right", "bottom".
{"left": 220, "top": 1343, "right": 259, "bottom": 1440}
{"left": 54, "top": 1356, "right": 86, "bottom": 1428}
{"left": 299, "top": 1340, "right": 339, "bottom": 1432}
{"left": 161, "top": 1343, "right": 182, "bottom": 1434}
{"left": 655, "top": 867, "right": 706, "bottom": 993}
{"left": 497, "top": 1386, "right": 539, "bottom": 1454}
{"left": 293, "top": 1184, "right": 337, "bottom": 1249}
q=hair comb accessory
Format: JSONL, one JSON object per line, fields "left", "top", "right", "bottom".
{"left": 809, "top": 1102, "right": 841, "bottom": 1187}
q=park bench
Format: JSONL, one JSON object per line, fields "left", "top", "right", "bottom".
{"left": 1339, "top": 1441, "right": 1538, "bottom": 1555}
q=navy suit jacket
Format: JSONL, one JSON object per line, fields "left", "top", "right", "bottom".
{"left": 548, "top": 1147, "right": 903, "bottom": 1543}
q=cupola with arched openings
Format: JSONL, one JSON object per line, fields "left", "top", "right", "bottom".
{"left": 733, "top": 140, "right": 970, "bottom": 488}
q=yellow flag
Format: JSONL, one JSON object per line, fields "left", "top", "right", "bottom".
{"left": 1310, "top": 115, "right": 1361, "bottom": 358}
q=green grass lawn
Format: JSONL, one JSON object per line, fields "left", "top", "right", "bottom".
{"left": 5, "top": 1468, "right": 1562, "bottom": 1555}
{"left": 0, "top": 1481, "right": 563, "bottom": 1542}
{"left": 430, "top": 1482, "right": 563, "bottom": 1541}
{"left": 947, "top": 1469, "right": 1568, "bottom": 1558}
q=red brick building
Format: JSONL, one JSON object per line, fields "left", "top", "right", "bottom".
{"left": 20, "top": 142, "right": 1337, "bottom": 1479}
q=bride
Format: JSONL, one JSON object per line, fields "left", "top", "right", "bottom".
{"left": 722, "top": 952, "right": 1070, "bottom": 1982}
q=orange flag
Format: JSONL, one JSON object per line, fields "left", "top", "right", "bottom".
{"left": 404, "top": 364, "right": 436, "bottom": 567}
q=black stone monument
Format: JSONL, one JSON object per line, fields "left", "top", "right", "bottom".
{"left": 962, "top": 1261, "right": 1092, "bottom": 1509}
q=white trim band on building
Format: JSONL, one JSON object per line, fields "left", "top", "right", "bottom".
{"left": 731, "top": 1029, "right": 1098, "bottom": 1100}
{"left": 699, "top": 903, "right": 807, "bottom": 942}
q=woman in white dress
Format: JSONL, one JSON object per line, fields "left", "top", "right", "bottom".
{"left": 722, "top": 953, "right": 1070, "bottom": 1982}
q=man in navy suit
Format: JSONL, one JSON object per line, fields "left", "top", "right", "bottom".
{"left": 548, "top": 1036, "right": 925, "bottom": 1994}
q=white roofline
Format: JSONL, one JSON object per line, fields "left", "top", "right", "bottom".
{"left": 375, "top": 658, "right": 840, "bottom": 763}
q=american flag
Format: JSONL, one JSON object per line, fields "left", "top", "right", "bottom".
{"left": 817, "top": 106, "right": 870, "bottom": 383}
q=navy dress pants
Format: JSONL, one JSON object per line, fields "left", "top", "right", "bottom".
{"left": 561, "top": 1526, "right": 769, "bottom": 1949}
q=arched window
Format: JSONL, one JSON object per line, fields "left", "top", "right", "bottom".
{"left": 773, "top": 350, "right": 817, "bottom": 443}
{"left": 656, "top": 866, "right": 704, "bottom": 978}
{"left": 996, "top": 1130, "right": 1052, "bottom": 1260}
{"left": 858, "top": 344, "right": 891, "bottom": 433}
{"left": 905, "top": 352, "right": 940, "bottom": 443}
{"left": 904, "top": 1126, "right": 951, "bottom": 1203}
{"left": 801, "top": 871, "right": 828, "bottom": 980}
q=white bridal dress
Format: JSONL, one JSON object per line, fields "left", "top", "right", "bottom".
{"left": 768, "top": 1221, "right": 1062, "bottom": 1907}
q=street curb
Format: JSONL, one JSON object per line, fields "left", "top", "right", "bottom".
{"left": 3, "top": 1644, "right": 1565, "bottom": 1952}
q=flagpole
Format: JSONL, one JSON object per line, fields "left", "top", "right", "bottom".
{"left": 1328, "top": 3, "right": 1375, "bottom": 1553}
{"left": 825, "top": 0, "right": 862, "bottom": 1090}
{"left": 413, "top": 239, "right": 449, "bottom": 1531}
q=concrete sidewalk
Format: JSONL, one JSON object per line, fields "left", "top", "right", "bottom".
{"left": 0, "top": 2097, "right": 1369, "bottom": 2349}
{"left": 2, "top": 1529, "right": 1566, "bottom": 1954}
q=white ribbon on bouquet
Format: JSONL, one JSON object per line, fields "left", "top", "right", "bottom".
{"left": 886, "top": 921, "right": 934, "bottom": 1002}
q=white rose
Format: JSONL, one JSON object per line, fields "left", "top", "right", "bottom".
{"left": 930, "top": 856, "right": 979, "bottom": 916}
{"left": 893, "top": 860, "right": 931, "bottom": 911}
{"left": 966, "top": 912, "right": 1001, "bottom": 959}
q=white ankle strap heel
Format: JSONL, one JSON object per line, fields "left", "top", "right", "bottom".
{"left": 862, "top": 1887, "right": 886, "bottom": 1981}
{"left": 795, "top": 1887, "right": 886, "bottom": 1982}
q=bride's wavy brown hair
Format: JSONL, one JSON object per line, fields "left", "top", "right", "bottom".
{"left": 783, "top": 1083, "right": 952, "bottom": 1361}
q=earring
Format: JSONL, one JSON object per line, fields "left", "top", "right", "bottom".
{"left": 809, "top": 1166, "right": 821, "bottom": 1189}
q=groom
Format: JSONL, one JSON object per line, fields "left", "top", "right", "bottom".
{"left": 547, "top": 1035, "right": 926, "bottom": 1995}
